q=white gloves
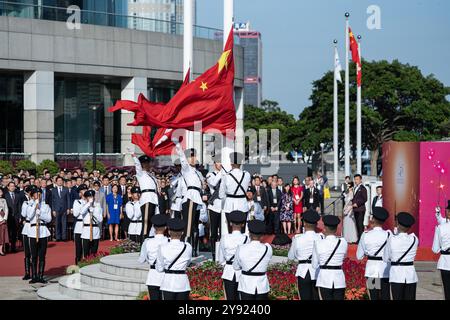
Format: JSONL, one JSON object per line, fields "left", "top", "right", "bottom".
{"left": 171, "top": 137, "right": 179, "bottom": 144}
{"left": 435, "top": 206, "right": 441, "bottom": 216}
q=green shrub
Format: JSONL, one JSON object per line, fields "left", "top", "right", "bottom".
{"left": 0, "top": 160, "right": 14, "bottom": 175}
{"left": 84, "top": 160, "right": 106, "bottom": 174}
{"left": 37, "top": 159, "right": 59, "bottom": 175}
{"left": 15, "top": 159, "right": 37, "bottom": 172}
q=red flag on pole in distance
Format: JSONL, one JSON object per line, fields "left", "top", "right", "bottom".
{"left": 349, "top": 27, "right": 362, "bottom": 87}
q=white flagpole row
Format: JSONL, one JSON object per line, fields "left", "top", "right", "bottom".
{"left": 356, "top": 35, "right": 362, "bottom": 174}
{"left": 183, "top": 0, "right": 194, "bottom": 149}
{"left": 344, "top": 13, "right": 351, "bottom": 177}
{"left": 333, "top": 41, "right": 339, "bottom": 189}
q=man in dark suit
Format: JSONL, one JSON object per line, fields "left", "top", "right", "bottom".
{"left": 118, "top": 176, "right": 128, "bottom": 197}
{"left": 5, "top": 182, "right": 20, "bottom": 252}
{"left": 39, "top": 179, "right": 52, "bottom": 206}
{"left": 266, "top": 180, "right": 283, "bottom": 234}
{"left": 253, "top": 176, "right": 268, "bottom": 214}
{"left": 371, "top": 186, "right": 383, "bottom": 212}
{"left": 51, "top": 176, "right": 70, "bottom": 241}
{"left": 352, "top": 174, "right": 367, "bottom": 241}
{"left": 303, "top": 179, "right": 321, "bottom": 212}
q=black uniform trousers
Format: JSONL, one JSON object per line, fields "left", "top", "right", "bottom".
{"left": 161, "top": 290, "right": 190, "bottom": 300}
{"left": 182, "top": 200, "right": 200, "bottom": 242}
{"left": 239, "top": 291, "right": 268, "bottom": 300}
{"left": 173, "top": 210, "right": 182, "bottom": 219}
{"left": 367, "top": 277, "right": 391, "bottom": 300}
{"left": 22, "top": 234, "right": 31, "bottom": 276}
{"left": 29, "top": 237, "right": 48, "bottom": 270}
{"left": 129, "top": 234, "right": 140, "bottom": 243}
{"left": 441, "top": 270, "right": 450, "bottom": 300}
{"left": 319, "top": 286, "right": 345, "bottom": 300}
{"left": 82, "top": 238, "right": 99, "bottom": 258}
{"left": 147, "top": 285, "right": 162, "bottom": 300}
{"left": 390, "top": 282, "right": 417, "bottom": 300}
{"left": 223, "top": 275, "right": 239, "bottom": 300}
{"left": 297, "top": 271, "right": 319, "bottom": 300}
{"left": 74, "top": 233, "right": 82, "bottom": 264}
{"left": 208, "top": 210, "right": 221, "bottom": 243}
{"left": 140, "top": 202, "right": 156, "bottom": 240}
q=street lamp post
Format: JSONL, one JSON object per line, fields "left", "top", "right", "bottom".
{"left": 320, "top": 143, "right": 325, "bottom": 174}
{"left": 89, "top": 104, "right": 99, "bottom": 171}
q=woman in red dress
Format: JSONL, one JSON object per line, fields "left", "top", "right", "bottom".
{"left": 291, "top": 176, "right": 303, "bottom": 234}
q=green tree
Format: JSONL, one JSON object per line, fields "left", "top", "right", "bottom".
{"left": 15, "top": 160, "right": 37, "bottom": 173}
{"left": 37, "top": 159, "right": 60, "bottom": 176}
{"left": 297, "top": 59, "right": 450, "bottom": 175}
{"left": 260, "top": 100, "right": 281, "bottom": 112}
{"left": 84, "top": 160, "right": 106, "bottom": 174}
{"left": 0, "top": 161, "right": 14, "bottom": 175}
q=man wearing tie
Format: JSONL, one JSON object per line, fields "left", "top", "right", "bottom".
{"left": 352, "top": 174, "right": 368, "bottom": 241}
{"left": 118, "top": 176, "right": 127, "bottom": 197}
{"left": 253, "top": 176, "right": 268, "bottom": 217}
{"left": 51, "top": 177, "right": 70, "bottom": 242}
{"left": 371, "top": 186, "right": 383, "bottom": 212}
{"left": 101, "top": 176, "right": 111, "bottom": 196}
{"left": 5, "top": 182, "right": 20, "bottom": 252}
{"left": 303, "top": 180, "right": 321, "bottom": 213}
{"left": 266, "top": 180, "right": 282, "bottom": 235}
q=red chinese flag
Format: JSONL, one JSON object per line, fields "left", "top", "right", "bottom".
{"left": 110, "top": 29, "right": 236, "bottom": 135}
{"left": 349, "top": 27, "right": 362, "bottom": 87}
{"left": 131, "top": 126, "right": 154, "bottom": 157}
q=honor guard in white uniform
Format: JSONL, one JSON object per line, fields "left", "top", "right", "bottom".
{"left": 169, "top": 160, "right": 183, "bottom": 219}
{"left": 233, "top": 220, "right": 273, "bottom": 300}
{"left": 20, "top": 185, "right": 33, "bottom": 281}
{"left": 80, "top": 190, "right": 103, "bottom": 258}
{"left": 288, "top": 209, "right": 323, "bottom": 300}
{"left": 125, "top": 187, "right": 143, "bottom": 243}
{"left": 172, "top": 138, "right": 204, "bottom": 256}
{"left": 312, "top": 215, "right": 348, "bottom": 300}
{"left": 130, "top": 149, "right": 159, "bottom": 240}
{"left": 26, "top": 188, "right": 52, "bottom": 284}
{"left": 432, "top": 200, "right": 450, "bottom": 300}
{"left": 219, "top": 152, "right": 251, "bottom": 223}
{"left": 139, "top": 214, "right": 169, "bottom": 300}
{"left": 356, "top": 207, "right": 392, "bottom": 300}
{"left": 218, "top": 211, "right": 249, "bottom": 300}
{"left": 72, "top": 184, "right": 89, "bottom": 264}
{"left": 383, "top": 212, "right": 418, "bottom": 300}
{"left": 157, "top": 218, "right": 192, "bottom": 300}
{"left": 435, "top": 200, "right": 450, "bottom": 225}
{"left": 206, "top": 157, "right": 227, "bottom": 260}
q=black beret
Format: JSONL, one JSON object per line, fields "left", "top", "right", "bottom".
{"left": 248, "top": 220, "right": 265, "bottom": 234}
{"left": 139, "top": 155, "right": 154, "bottom": 164}
{"left": 30, "top": 188, "right": 42, "bottom": 196}
{"left": 247, "top": 186, "right": 255, "bottom": 193}
{"left": 84, "top": 190, "right": 95, "bottom": 198}
{"left": 167, "top": 218, "right": 186, "bottom": 231}
{"left": 322, "top": 215, "right": 341, "bottom": 227}
{"left": 131, "top": 186, "right": 141, "bottom": 194}
{"left": 397, "top": 212, "right": 415, "bottom": 228}
{"left": 303, "top": 209, "right": 320, "bottom": 224}
{"left": 112, "top": 169, "right": 119, "bottom": 173}
{"left": 372, "top": 207, "right": 389, "bottom": 222}
{"left": 77, "top": 184, "right": 88, "bottom": 192}
{"left": 151, "top": 214, "right": 169, "bottom": 227}
{"left": 184, "top": 148, "right": 197, "bottom": 158}
{"left": 230, "top": 152, "right": 243, "bottom": 165}
{"left": 228, "top": 211, "right": 247, "bottom": 224}
{"left": 446, "top": 200, "right": 450, "bottom": 210}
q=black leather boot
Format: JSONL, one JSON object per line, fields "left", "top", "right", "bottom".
{"left": 29, "top": 260, "right": 38, "bottom": 284}
{"left": 193, "top": 232, "right": 199, "bottom": 257}
{"left": 210, "top": 239, "right": 216, "bottom": 261}
{"left": 38, "top": 260, "right": 47, "bottom": 284}
{"left": 22, "top": 257, "right": 31, "bottom": 280}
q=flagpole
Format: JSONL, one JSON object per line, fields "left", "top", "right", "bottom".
{"left": 356, "top": 35, "right": 362, "bottom": 174}
{"left": 344, "top": 12, "right": 350, "bottom": 177}
{"left": 333, "top": 40, "right": 339, "bottom": 190}
{"left": 183, "top": 0, "right": 194, "bottom": 150}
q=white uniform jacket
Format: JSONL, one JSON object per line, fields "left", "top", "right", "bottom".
{"left": 170, "top": 174, "right": 183, "bottom": 212}
{"left": 142, "top": 234, "right": 170, "bottom": 287}
{"left": 125, "top": 201, "right": 142, "bottom": 236}
{"left": 288, "top": 231, "right": 324, "bottom": 279}
{"left": 233, "top": 241, "right": 273, "bottom": 295}
{"left": 432, "top": 222, "right": 450, "bottom": 271}
{"left": 133, "top": 155, "right": 159, "bottom": 206}
{"left": 206, "top": 169, "right": 225, "bottom": 213}
{"left": 219, "top": 168, "right": 251, "bottom": 213}
{"left": 175, "top": 142, "right": 204, "bottom": 205}
{"left": 356, "top": 227, "right": 391, "bottom": 278}
{"left": 80, "top": 202, "right": 103, "bottom": 240}
{"left": 383, "top": 232, "right": 418, "bottom": 284}
{"left": 72, "top": 199, "right": 90, "bottom": 235}
{"left": 21, "top": 199, "right": 31, "bottom": 236}
{"left": 218, "top": 231, "right": 249, "bottom": 281}
{"left": 156, "top": 239, "right": 192, "bottom": 292}
{"left": 26, "top": 201, "right": 52, "bottom": 239}
{"left": 312, "top": 235, "right": 348, "bottom": 289}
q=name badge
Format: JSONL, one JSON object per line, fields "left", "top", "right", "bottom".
{"left": 309, "top": 198, "right": 314, "bottom": 204}
{"left": 273, "top": 199, "right": 277, "bottom": 204}
{"left": 164, "top": 195, "right": 168, "bottom": 201}
{"left": 257, "top": 196, "right": 261, "bottom": 202}
{"left": 113, "top": 204, "right": 118, "bottom": 210}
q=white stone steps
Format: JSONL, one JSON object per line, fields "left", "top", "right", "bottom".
{"left": 58, "top": 274, "right": 138, "bottom": 300}
{"left": 37, "top": 283, "right": 76, "bottom": 300}
{"left": 99, "top": 253, "right": 148, "bottom": 282}
{"left": 80, "top": 264, "right": 147, "bottom": 292}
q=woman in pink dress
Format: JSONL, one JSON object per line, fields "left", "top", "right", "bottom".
{"left": 291, "top": 176, "right": 303, "bottom": 234}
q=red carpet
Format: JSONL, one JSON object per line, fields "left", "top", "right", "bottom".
{"left": 0, "top": 241, "right": 116, "bottom": 277}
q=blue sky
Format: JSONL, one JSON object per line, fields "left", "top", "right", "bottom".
{"left": 197, "top": 0, "right": 450, "bottom": 116}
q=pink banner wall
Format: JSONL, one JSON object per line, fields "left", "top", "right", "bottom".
{"left": 419, "top": 142, "right": 450, "bottom": 247}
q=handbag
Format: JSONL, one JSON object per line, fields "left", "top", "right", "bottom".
{"left": 324, "top": 187, "right": 331, "bottom": 200}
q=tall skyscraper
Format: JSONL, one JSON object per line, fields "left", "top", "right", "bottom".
{"left": 235, "top": 22, "right": 262, "bottom": 108}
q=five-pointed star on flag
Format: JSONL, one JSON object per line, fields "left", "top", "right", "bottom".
{"left": 200, "top": 81, "right": 208, "bottom": 92}
{"left": 217, "top": 49, "right": 231, "bottom": 74}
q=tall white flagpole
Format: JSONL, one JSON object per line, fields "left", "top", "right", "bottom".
{"left": 333, "top": 40, "right": 339, "bottom": 189}
{"left": 356, "top": 35, "right": 362, "bottom": 174}
{"left": 344, "top": 12, "right": 351, "bottom": 177}
{"left": 183, "top": 0, "right": 194, "bottom": 149}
